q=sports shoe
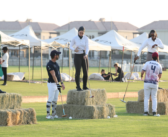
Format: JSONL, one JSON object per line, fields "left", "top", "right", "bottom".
{"left": 53, "top": 115, "right": 59, "bottom": 119}
{"left": 153, "top": 112, "right": 160, "bottom": 117}
{"left": 143, "top": 112, "right": 149, "bottom": 116}
{"left": 0, "top": 90, "right": 6, "bottom": 93}
{"left": 46, "top": 115, "right": 54, "bottom": 119}
{"left": 83, "top": 87, "right": 89, "bottom": 90}
{"left": 122, "top": 78, "right": 125, "bottom": 82}
{"left": 77, "top": 87, "right": 83, "bottom": 91}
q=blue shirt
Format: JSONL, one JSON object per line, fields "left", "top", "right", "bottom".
{"left": 46, "top": 60, "right": 60, "bottom": 83}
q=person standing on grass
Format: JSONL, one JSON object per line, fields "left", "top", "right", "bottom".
{"left": 134, "top": 30, "right": 164, "bottom": 62}
{"left": 70, "top": 26, "right": 89, "bottom": 91}
{"left": 46, "top": 50, "right": 65, "bottom": 119}
{"left": 1, "top": 47, "right": 9, "bottom": 86}
{"left": 141, "top": 52, "right": 162, "bottom": 117}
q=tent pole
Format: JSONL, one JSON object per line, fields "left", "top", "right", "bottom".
{"left": 41, "top": 45, "right": 43, "bottom": 85}
{"left": 120, "top": 47, "right": 124, "bottom": 83}
{"left": 69, "top": 45, "right": 71, "bottom": 82}
{"left": 109, "top": 50, "right": 112, "bottom": 82}
{"left": 19, "top": 45, "right": 20, "bottom": 72}
{"left": 29, "top": 46, "right": 30, "bottom": 84}
{"left": 32, "top": 46, "right": 35, "bottom": 81}
{"left": 98, "top": 51, "right": 101, "bottom": 73}
{"left": 61, "top": 48, "right": 64, "bottom": 73}
{"left": 130, "top": 51, "right": 132, "bottom": 73}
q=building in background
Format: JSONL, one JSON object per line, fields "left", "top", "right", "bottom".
{"left": 0, "top": 19, "right": 59, "bottom": 40}
{"left": 55, "top": 18, "right": 138, "bottom": 59}
{"left": 138, "top": 20, "right": 168, "bottom": 45}
{"left": 55, "top": 18, "right": 138, "bottom": 40}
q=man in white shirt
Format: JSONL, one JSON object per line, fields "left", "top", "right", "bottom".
{"left": 70, "top": 26, "right": 89, "bottom": 91}
{"left": 1, "top": 47, "right": 9, "bottom": 86}
{"left": 134, "top": 30, "right": 164, "bottom": 62}
{"left": 141, "top": 52, "right": 162, "bottom": 116}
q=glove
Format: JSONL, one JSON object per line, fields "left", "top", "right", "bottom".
{"left": 57, "top": 84, "right": 62, "bottom": 93}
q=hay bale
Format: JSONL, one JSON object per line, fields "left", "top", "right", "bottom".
{"left": 67, "top": 89, "right": 107, "bottom": 105}
{"left": 138, "top": 89, "right": 168, "bottom": 102}
{"left": 0, "top": 108, "right": 37, "bottom": 126}
{"left": 56, "top": 104, "right": 115, "bottom": 119}
{"left": 126, "top": 101, "right": 168, "bottom": 115}
{"left": 0, "top": 93, "right": 22, "bottom": 109}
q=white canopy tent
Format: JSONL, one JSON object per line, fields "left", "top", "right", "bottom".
{"left": 130, "top": 32, "right": 168, "bottom": 53}
{"left": 10, "top": 25, "right": 50, "bottom": 48}
{"left": 0, "top": 31, "right": 29, "bottom": 46}
{"left": 45, "top": 28, "right": 111, "bottom": 81}
{"left": 0, "top": 31, "right": 30, "bottom": 83}
{"left": 92, "top": 30, "right": 140, "bottom": 51}
{"left": 10, "top": 25, "right": 51, "bottom": 83}
{"left": 44, "top": 28, "right": 111, "bottom": 51}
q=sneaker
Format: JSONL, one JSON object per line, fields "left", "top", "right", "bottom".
{"left": 0, "top": 90, "right": 6, "bottom": 93}
{"left": 83, "top": 87, "right": 89, "bottom": 90}
{"left": 143, "top": 112, "right": 149, "bottom": 116}
{"left": 153, "top": 112, "right": 160, "bottom": 117}
{"left": 122, "top": 78, "right": 125, "bottom": 82}
{"left": 77, "top": 87, "right": 83, "bottom": 91}
{"left": 46, "top": 115, "right": 54, "bottom": 119}
{"left": 158, "top": 87, "right": 162, "bottom": 89}
{"left": 2, "top": 83, "right": 7, "bottom": 86}
{"left": 53, "top": 115, "right": 59, "bottom": 119}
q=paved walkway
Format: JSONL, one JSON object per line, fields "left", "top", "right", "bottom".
{"left": 22, "top": 92, "right": 138, "bottom": 103}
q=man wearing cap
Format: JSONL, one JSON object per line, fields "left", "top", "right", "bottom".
{"left": 46, "top": 50, "right": 65, "bottom": 119}
{"left": 141, "top": 52, "right": 162, "bottom": 117}
{"left": 1, "top": 47, "right": 9, "bottom": 86}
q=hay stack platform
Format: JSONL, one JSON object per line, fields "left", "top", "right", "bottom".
{"left": 126, "top": 89, "right": 168, "bottom": 115}
{"left": 56, "top": 89, "right": 115, "bottom": 119}
{"left": 0, "top": 93, "right": 37, "bottom": 126}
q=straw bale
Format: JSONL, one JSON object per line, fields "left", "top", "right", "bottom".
{"left": 0, "top": 108, "right": 37, "bottom": 126}
{"left": 67, "top": 89, "right": 107, "bottom": 106}
{"left": 126, "top": 101, "right": 168, "bottom": 115}
{"left": 0, "top": 93, "right": 22, "bottom": 109}
{"left": 56, "top": 104, "right": 115, "bottom": 119}
{"left": 138, "top": 89, "right": 168, "bottom": 102}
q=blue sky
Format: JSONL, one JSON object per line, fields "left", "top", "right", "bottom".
{"left": 0, "top": 0, "right": 167, "bottom": 27}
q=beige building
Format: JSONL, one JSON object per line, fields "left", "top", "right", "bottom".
{"left": 0, "top": 19, "right": 59, "bottom": 39}
{"left": 138, "top": 20, "right": 168, "bottom": 45}
{"left": 55, "top": 18, "right": 138, "bottom": 59}
{"left": 55, "top": 18, "right": 138, "bottom": 40}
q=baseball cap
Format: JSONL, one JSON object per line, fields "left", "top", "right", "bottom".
{"left": 152, "top": 52, "right": 158, "bottom": 58}
{"left": 50, "top": 50, "right": 61, "bottom": 57}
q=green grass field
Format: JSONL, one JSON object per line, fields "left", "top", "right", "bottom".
{"left": 1, "top": 66, "right": 168, "bottom": 96}
{"left": 0, "top": 66, "right": 168, "bottom": 137}
{"left": 1, "top": 98, "right": 168, "bottom": 137}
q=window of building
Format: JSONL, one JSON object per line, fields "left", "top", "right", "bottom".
{"left": 86, "top": 35, "right": 95, "bottom": 39}
{"left": 43, "top": 36, "right": 45, "bottom": 40}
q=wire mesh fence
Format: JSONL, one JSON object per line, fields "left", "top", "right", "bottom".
{"left": 4, "top": 47, "right": 168, "bottom": 81}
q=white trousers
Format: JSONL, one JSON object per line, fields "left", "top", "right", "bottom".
{"left": 144, "top": 83, "right": 158, "bottom": 112}
{"left": 47, "top": 83, "right": 59, "bottom": 102}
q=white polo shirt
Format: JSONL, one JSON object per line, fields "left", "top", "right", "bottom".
{"left": 70, "top": 35, "right": 89, "bottom": 55}
{"left": 137, "top": 38, "right": 164, "bottom": 56}
{"left": 2, "top": 52, "right": 9, "bottom": 68}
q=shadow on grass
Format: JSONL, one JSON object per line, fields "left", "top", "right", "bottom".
{"left": 37, "top": 115, "right": 85, "bottom": 122}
